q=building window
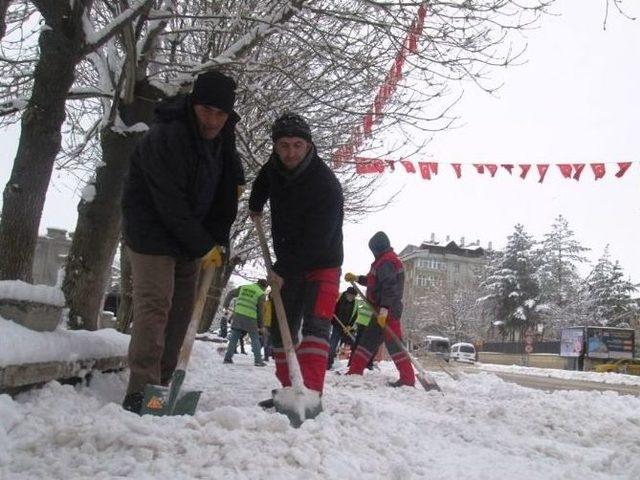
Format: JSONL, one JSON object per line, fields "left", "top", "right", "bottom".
{"left": 416, "top": 273, "right": 441, "bottom": 287}
{"left": 417, "top": 258, "right": 446, "bottom": 270}
{"left": 454, "top": 262, "right": 460, "bottom": 272}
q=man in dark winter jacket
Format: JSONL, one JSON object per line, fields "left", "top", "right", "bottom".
{"left": 249, "top": 112, "right": 343, "bottom": 414}
{"left": 345, "top": 231, "right": 416, "bottom": 387}
{"left": 327, "top": 287, "right": 357, "bottom": 369}
{"left": 222, "top": 279, "right": 268, "bottom": 366}
{"left": 121, "top": 70, "right": 245, "bottom": 413}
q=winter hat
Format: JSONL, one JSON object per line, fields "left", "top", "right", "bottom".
{"left": 368, "top": 231, "right": 391, "bottom": 257}
{"left": 271, "top": 112, "right": 313, "bottom": 143}
{"left": 346, "top": 286, "right": 357, "bottom": 295}
{"left": 191, "top": 70, "right": 237, "bottom": 113}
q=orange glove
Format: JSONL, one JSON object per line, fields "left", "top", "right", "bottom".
{"left": 202, "top": 245, "right": 223, "bottom": 269}
{"left": 377, "top": 307, "right": 389, "bottom": 328}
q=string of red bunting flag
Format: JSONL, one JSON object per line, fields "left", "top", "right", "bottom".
{"left": 329, "top": 2, "right": 636, "bottom": 183}
{"left": 349, "top": 158, "right": 635, "bottom": 182}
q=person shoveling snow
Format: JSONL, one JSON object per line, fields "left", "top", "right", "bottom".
{"left": 249, "top": 112, "right": 344, "bottom": 426}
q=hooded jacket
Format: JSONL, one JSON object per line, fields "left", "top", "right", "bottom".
{"left": 122, "top": 95, "right": 244, "bottom": 258}
{"left": 249, "top": 146, "right": 344, "bottom": 276}
{"left": 356, "top": 232, "right": 405, "bottom": 318}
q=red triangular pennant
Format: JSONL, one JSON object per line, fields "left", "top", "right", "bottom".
{"left": 401, "top": 160, "right": 416, "bottom": 173}
{"left": 451, "top": 163, "right": 462, "bottom": 178}
{"left": 591, "top": 163, "right": 606, "bottom": 180}
{"left": 363, "top": 113, "right": 373, "bottom": 137}
{"left": 615, "top": 162, "right": 632, "bottom": 178}
{"left": 519, "top": 164, "right": 531, "bottom": 179}
{"left": 418, "top": 162, "right": 431, "bottom": 180}
{"left": 485, "top": 164, "right": 498, "bottom": 177}
{"left": 386, "top": 160, "right": 395, "bottom": 171}
{"left": 501, "top": 164, "right": 514, "bottom": 174}
{"left": 473, "top": 164, "right": 485, "bottom": 174}
{"left": 537, "top": 164, "right": 550, "bottom": 183}
{"left": 428, "top": 162, "right": 438, "bottom": 175}
{"left": 557, "top": 164, "right": 572, "bottom": 179}
{"left": 572, "top": 163, "right": 585, "bottom": 180}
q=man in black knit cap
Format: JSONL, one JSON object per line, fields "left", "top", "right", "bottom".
{"left": 121, "top": 70, "right": 244, "bottom": 413}
{"left": 249, "top": 112, "right": 344, "bottom": 419}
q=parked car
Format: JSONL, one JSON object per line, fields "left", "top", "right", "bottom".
{"left": 450, "top": 342, "right": 476, "bottom": 363}
{"left": 424, "top": 336, "right": 451, "bottom": 362}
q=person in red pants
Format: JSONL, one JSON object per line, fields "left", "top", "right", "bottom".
{"left": 345, "top": 231, "right": 416, "bottom": 387}
{"left": 249, "top": 112, "right": 344, "bottom": 416}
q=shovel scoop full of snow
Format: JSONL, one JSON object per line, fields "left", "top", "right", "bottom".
{"left": 271, "top": 387, "right": 323, "bottom": 428}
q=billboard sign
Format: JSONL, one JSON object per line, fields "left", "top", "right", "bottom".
{"left": 586, "top": 327, "right": 634, "bottom": 359}
{"left": 560, "top": 327, "right": 585, "bottom": 358}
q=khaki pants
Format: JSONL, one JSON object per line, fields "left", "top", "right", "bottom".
{"left": 125, "top": 248, "right": 199, "bottom": 395}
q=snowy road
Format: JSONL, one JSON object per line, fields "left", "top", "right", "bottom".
{"left": 2, "top": 341, "right": 640, "bottom": 479}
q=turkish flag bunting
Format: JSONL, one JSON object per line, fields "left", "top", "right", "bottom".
{"left": 354, "top": 157, "right": 384, "bottom": 174}
{"left": 416, "top": 4, "right": 427, "bottom": 35}
{"left": 363, "top": 113, "right": 373, "bottom": 136}
{"left": 615, "top": 162, "right": 632, "bottom": 178}
{"left": 474, "top": 164, "right": 485, "bottom": 174}
{"left": 591, "top": 163, "right": 606, "bottom": 180}
{"left": 537, "top": 164, "right": 550, "bottom": 183}
{"left": 386, "top": 160, "right": 395, "bottom": 171}
{"left": 418, "top": 162, "right": 431, "bottom": 180}
{"left": 428, "top": 162, "right": 438, "bottom": 175}
{"left": 401, "top": 160, "right": 416, "bottom": 173}
{"left": 501, "top": 164, "right": 514, "bottom": 174}
{"left": 572, "top": 163, "right": 585, "bottom": 180}
{"left": 519, "top": 164, "right": 531, "bottom": 179}
{"left": 451, "top": 163, "right": 462, "bottom": 178}
{"left": 485, "top": 164, "right": 498, "bottom": 177}
{"left": 557, "top": 164, "right": 572, "bottom": 179}
{"left": 408, "top": 27, "right": 418, "bottom": 52}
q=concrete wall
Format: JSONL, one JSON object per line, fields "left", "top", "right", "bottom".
{"left": 479, "top": 352, "right": 567, "bottom": 370}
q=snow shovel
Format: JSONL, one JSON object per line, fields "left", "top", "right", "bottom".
{"left": 253, "top": 216, "right": 321, "bottom": 427}
{"left": 140, "top": 261, "right": 218, "bottom": 416}
{"left": 332, "top": 314, "right": 356, "bottom": 344}
{"left": 349, "top": 282, "right": 442, "bottom": 392}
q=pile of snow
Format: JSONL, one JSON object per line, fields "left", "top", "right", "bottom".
{"left": 478, "top": 362, "right": 640, "bottom": 387}
{"left": 0, "top": 280, "right": 65, "bottom": 307}
{"left": 2, "top": 340, "right": 639, "bottom": 479}
{"left": 0, "top": 317, "right": 128, "bottom": 367}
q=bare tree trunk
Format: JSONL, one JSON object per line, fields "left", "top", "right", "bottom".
{"left": 0, "top": 1, "right": 88, "bottom": 281}
{"left": 62, "top": 83, "right": 160, "bottom": 330}
{"left": 116, "top": 239, "right": 133, "bottom": 333}
{"left": 0, "top": 0, "right": 10, "bottom": 40}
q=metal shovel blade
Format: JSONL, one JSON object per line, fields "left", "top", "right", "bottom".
{"left": 272, "top": 387, "right": 323, "bottom": 428}
{"left": 140, "top": 369, "right": 201, "bottom": 416}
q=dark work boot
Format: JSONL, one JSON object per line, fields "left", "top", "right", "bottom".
{"left": 122, "top": 392, "right": 144, "bottom": 414}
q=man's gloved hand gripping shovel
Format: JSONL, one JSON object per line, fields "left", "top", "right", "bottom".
{"left": 139, "top": 249, "right": 221, "bottom": 416}
{"left": 253, "top": 216, "right": 322, "bottom": 427}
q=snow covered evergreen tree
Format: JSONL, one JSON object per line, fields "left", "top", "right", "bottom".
{"left": 480, "top": 224, "right": 541, "bottom": 339}
{"left": 583, "top": 246, "right": 638, "bottom": 326}
{"left": 536, "top": 215, "right": 589, "bottom": 306}
{"left": 534, "top": 215, "right": 591, "bottom": 337}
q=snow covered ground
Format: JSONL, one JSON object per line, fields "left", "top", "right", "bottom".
{"left": 477, "top": 362, "right": 640, "bottom": 387}
{"left": 2, "top": 339, "right": 640, "bottom": 479}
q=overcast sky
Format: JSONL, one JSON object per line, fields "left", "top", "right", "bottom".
{"left": 342, "top": 0, "right": 640, "bottom": 285}
{"left": 0, "top": 0, "right": 638, "bottom": 287}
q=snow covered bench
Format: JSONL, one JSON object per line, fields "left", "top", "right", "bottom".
{"left": 0, "top": 317, "right": 129, "bottom": 394}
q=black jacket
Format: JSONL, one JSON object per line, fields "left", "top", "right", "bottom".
{"left": 333, "top": 292, "right": 357, "bottom": 327}
{"left": 122, "top": 95, "right": 244, "bottom": 258}
{"left": 249, "top": 146, "right": 344, "bottom": 276}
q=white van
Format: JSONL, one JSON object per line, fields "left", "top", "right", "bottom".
{"left": 424, "top": 336, "right": 451, "bottom": 362}
{"left": 450, "top": 342, "right": 476, "bottom": 363}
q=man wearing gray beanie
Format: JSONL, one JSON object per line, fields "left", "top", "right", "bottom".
{"left": 121, "top": 70, "right": 245, "bottom": 414}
